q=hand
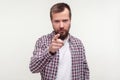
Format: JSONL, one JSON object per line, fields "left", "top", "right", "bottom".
{"left": 49, "top": 34, "right": 64, "bottom": 54}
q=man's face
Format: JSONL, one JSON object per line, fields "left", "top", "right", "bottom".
{"left": 51, "top": 8, "right": 71, "bottom": 40}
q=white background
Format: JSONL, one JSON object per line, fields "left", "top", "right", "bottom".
{"left": 0, "top": 0, "right": 120, "bottom": 80}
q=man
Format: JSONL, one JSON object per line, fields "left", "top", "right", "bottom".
{"left": 29, "top": 2, "right": 89, "bottom": 80}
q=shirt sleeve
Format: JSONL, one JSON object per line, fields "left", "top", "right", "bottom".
{"left": 83, "top": 53, "right": 89, "bottom": 80}
{"left": 29, "top": 38, "right": 54, "bottom": 73}
{"left": 77, "top": 39, "right": 89, "bottom": 80}
{"left": 82, "top": 44, "right": 90, "bottom": 80}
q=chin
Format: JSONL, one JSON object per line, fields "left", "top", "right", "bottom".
{"left": 59, "top": 33, "right": 68, "bottom": 40}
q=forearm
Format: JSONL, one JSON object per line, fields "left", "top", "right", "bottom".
{"left": 29, "top": 47, "right": 54, "bottom": 73}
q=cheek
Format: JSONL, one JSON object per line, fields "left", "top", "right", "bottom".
{"left": 53, "top": 24, "right": 59, "bottom": 30}
{"left": 65, "top": 23, "right": 70, "bottom": 30}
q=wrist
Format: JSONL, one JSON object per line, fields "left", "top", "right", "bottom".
{"left": 49, "top": 51, "right": 56, "bottom": 55}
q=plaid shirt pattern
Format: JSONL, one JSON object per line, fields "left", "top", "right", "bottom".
{"left": 29, "top": 31, "right": 89, "bottom": 80}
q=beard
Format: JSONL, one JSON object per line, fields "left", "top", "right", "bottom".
{"left": 55, "top": 29, "right": 69, "bottom": 40}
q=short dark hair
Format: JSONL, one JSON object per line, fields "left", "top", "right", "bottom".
{"left": 50, "top": 2, "right": 71, "bottom": 20}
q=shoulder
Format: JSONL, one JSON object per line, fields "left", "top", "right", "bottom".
{"left": 36, "top": 32, "right": 54, "bottom": 45}
{"left": 69, "top": 35, "right": 85, "bottom": 54}
{"left": 69, "top": 35, "right": 84, "bottom": 47}
{"left": 38, "top": 34, "right": 50, "bottom": 42}
{"left": 70, "top": 35, "right": 82, "bottom": 43}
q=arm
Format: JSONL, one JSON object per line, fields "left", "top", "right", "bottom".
{"left": 77, "top": 39, "right": 89, "bottom": 80}
{"left": 83, "top": 52, "right": 89, "bottom": 80}
{"left": 29, "top": 34, "right": 64, "bottom": 73}
{"left": 81, "top": 44, "right": 90, "bottom": 80}
{"left": 29, "top": 38, "right": 54, "bottom": 73}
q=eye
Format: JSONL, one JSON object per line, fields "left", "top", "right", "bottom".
{"left": 63, "top": 20, "right": 68, "bottom": 23}
{"left": 54, "top": 20, "right": 60, "bottom": 23}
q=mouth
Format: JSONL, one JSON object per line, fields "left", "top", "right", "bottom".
{"left": 57, "top": 30, "right": 66, "bottom": 40}
{"left": 58, "top": 31, "right": 65, "bottom": 36}
{"left": 58, "top": 29, "right": 65, "bottom": 33}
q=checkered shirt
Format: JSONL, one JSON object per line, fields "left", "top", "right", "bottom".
{"left": 29, "top": 31, "right": 89, "bottom": 80}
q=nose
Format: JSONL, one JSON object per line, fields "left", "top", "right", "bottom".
{"left": 60, "top": 22, "right": 64, "bottom": 28}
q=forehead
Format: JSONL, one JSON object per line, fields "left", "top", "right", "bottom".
{"left": 52, "top": 8, "right": 70, "bottom": 20}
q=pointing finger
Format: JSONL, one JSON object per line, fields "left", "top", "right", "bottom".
{"left": 53, "top": 34, "right": 60, "bottom": 41}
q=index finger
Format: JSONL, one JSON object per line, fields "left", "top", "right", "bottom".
{"left": 52, "top": 34, "right": 60, "bottom": 41}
